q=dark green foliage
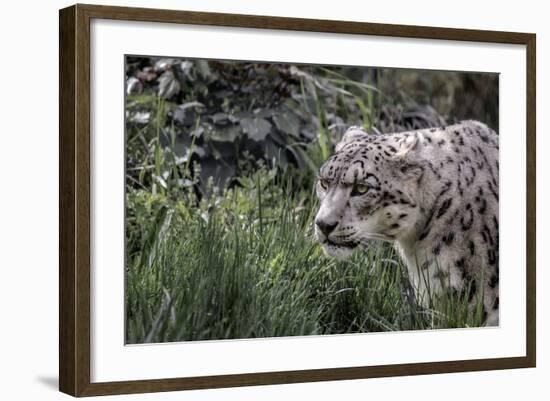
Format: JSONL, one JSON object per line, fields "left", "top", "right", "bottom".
{"left": 126, "top": 57, "right": 498, "bottom": 194}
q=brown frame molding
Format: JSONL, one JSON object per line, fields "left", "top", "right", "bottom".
{"left": 59, "top": 3, "right": 536, "bottom": 397}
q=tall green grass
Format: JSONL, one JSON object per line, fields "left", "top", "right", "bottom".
{"left": 126, "top": 168, "right": 484, "bottom": 344}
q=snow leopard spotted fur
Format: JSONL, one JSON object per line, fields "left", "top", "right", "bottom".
{"left": 314, "top": 120, "right": 499, "bottom": 326}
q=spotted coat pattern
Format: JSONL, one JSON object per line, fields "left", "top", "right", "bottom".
{"left": 314, "top": 121, "right": 499, "bottom": 325}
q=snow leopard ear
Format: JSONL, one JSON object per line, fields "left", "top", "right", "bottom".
{"left": 394, "top": 134, "right": 419, "bottom": 158}
{"left": 393, "top": 135, "right": 424, "bottom": 181}
{"left": 335, "top": 126, "right": 368, "bottom": 152}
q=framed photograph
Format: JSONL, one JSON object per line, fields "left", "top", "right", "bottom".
{"left": 59, "top": 4, "right": 536, "bottom": 397}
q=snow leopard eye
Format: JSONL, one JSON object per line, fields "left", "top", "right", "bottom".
{"left": 351, "top": 183, "right": 369, "bottom": 196}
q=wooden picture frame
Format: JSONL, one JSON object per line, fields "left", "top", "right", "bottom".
{"left": 59, "top": 3, "right": 536, "bottom": 397}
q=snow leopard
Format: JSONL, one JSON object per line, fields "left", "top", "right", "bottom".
{"left": 314, "top": 120, "right": 499, "bottom": 326}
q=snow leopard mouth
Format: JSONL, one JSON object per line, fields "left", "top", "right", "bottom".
{"left": 323, "top": 239, "right": 358, "bottom": 249}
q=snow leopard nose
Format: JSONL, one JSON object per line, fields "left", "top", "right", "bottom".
{"left": 316, "top": 219, "right": 338, "bottom": 237}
